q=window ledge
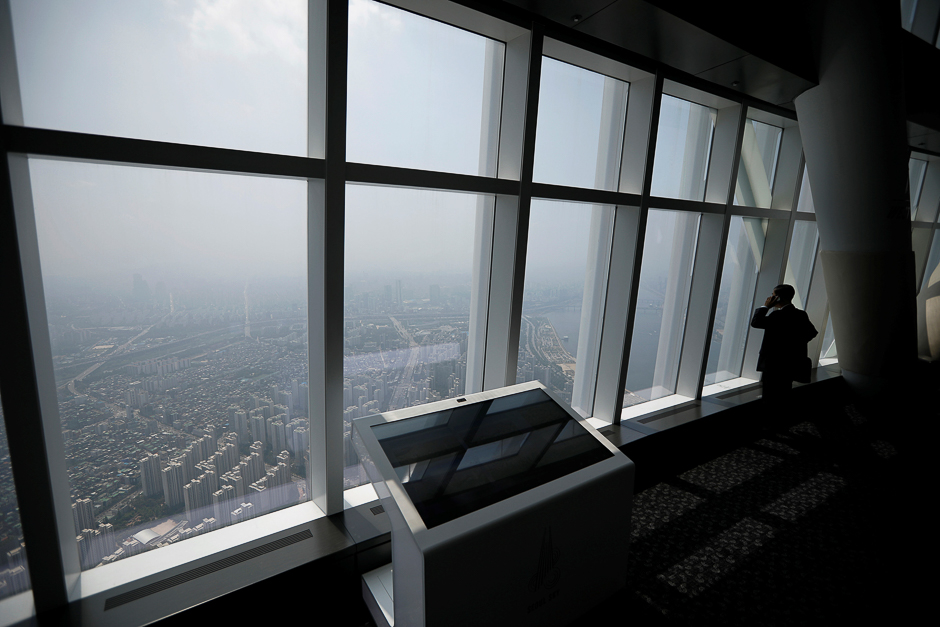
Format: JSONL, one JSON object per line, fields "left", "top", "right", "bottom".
{"left": 702, "top": 376, "right": 759, "bottom": 397}
{"left": 344, "top": 483, "right": 379, "bottom": 509}
{"left": 621, "top": 394, "right": 695, "bottom": 421}
{"left": 76, "top": 501, "right": 327, "bottom": 599}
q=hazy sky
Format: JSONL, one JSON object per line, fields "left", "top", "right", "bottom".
{"left": 344, "top": 183, "right": 476, "bottom": 277}
{"left": 346, "top": 0, "right": 492, "bottom": 175}
{"left": 30, "top": 158, "right": 307, "bottom": 283}
{"left": 11, "top": 0, "right": 307, "bottom": 154}
{"left": 12, "top": 0, "right": 703, "bottom": 289}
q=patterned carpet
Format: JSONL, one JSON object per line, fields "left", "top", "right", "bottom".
{"left": 573, "top": 392, "right": 927, "bottom": 626}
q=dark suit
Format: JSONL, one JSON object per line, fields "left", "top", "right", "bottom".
{"left": 750, "top": 305, "right": 818, "bottom": 399}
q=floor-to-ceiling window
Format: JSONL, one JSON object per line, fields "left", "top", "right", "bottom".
{"left": 0, "top": 1, "right": 878, "bottom": 624}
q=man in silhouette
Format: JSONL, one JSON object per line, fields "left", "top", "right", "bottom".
{"left": 750, "top": 284, "right": 818, "bottom": 406}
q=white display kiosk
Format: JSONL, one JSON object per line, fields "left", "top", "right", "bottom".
{"left": 353, "top": 381, "right": 634, "bottom": 627}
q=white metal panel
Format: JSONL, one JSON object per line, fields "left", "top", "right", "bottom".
{"left": 592, "top": 206, "right": 641, "bottom": 423}
{"left": 619, "top": 75, "right": 656, "bottom": 196}
{"left": 704, "top": 103, "right": 742, "bottom": 205}
{"left": 497, "top": 33, "right": 533, "bottom": 182}
{"left": 771, "top": 125, "right": 803, "bottom": 212}
{"left": 676, "top": 212, "right": 723, "bottom": 398}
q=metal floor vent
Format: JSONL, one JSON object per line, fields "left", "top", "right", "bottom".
{"left": 370, "top": 504, "right": 385, "bottom": 516}
{"left": 104, "top": 528, "right": 313, "bottom": 611}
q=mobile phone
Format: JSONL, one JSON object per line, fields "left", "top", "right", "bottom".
{"left": 768, "top": 295, "right": 779, "bottom": 307}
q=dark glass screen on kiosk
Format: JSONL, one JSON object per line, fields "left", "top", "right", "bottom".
{"left": 371, "top": 388, "right": 613, "bottom": 528}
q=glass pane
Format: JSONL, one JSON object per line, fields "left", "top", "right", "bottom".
{"left": 9, "top": 0, "right": 307, "bottom": 155}
{"left": 901, "top": 0, "right": 918, "bottom": 31}
{"left": 533, "top": 58, "right": 628, "bottom": 190}
{"left": 0, "top": 390, "right": 31, "bottom": 599}
{"left": 624, "top": 209, "right": 700, "bottom": 407}
{"left": 650, "top": 96, "right": 716, "bottom": 201}
{"left": 909, "top": 158, "right": 928, "bottom": 219}
{"left": 734, "top": 119, "right": 783, "bottom": 208}
{"left": 784, "top": 221, "right": 819, "bottom": 310}
{"left": 347, "top": 0, "right": 504, "bottom": 176}
{"left": 29, "top": 159, "right": 308, "bottom": 569}
{"left": 343, "top": 185, "right": 477, "bottom": 488}
{"left": 820, "top": 314, "right": 838, "bottom": 361}
{"left": 922, "top": 231, "right": 940, "bottom": 293}
{"left": 704, "top": 217, "right": 767, "bottom": 385}
{"left": 796, "top": 165, "right": 815, "bottom": 213}
{"left": 517, "top": 200, "right": 612, "bottom": 414}
{"left": 910, "top": 0, "right": 940, "bottom": 42}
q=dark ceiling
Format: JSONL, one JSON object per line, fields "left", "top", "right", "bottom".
{"left": 475, "top": 0, "right": 940, "bottom": 152}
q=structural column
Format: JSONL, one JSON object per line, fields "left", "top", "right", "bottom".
{"left": 794, "top": 0, "right": 917, "bottom": 393}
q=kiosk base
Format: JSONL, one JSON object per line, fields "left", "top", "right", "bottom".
{"left": 353, "top": 383, "right": 634, "bottom": 627}
{"left": 362, "top": 563, "right": 394, "bottom": 627}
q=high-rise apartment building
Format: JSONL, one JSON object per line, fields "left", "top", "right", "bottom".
{"left": 71, "top": 498, "right": 95, "bottom": 535}
{"left": 161, "top": 462, "right": 185, "bottom": 510}
{"left": 139, "top": 453, "right": 162, "bottom": 498}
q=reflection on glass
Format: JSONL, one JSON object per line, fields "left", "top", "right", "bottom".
{"left": 921, "top": 233, "right": 940, "bottom": 358}
{"left": 784, "top": 221, "right": 819, "bottom": 310}
{"left": 734, "top": 119, "right": 783, "bottom": 208}
{"left": 9, "top": 0, "right": 307, "bottom": 155}
{"left": 371, "top": 388, "right": 611, "bottom": 528}
{"left": 909, "top": 158, "right": 928, "bottom": 219}
{"left": 650, "top": 96, "right": 716, "bottom": 201}
{"left": 30, "top": 159, "right": 309, "bottom": 570}
{"left": 796, "top": 165, "right": 815, "bottom": 213}
{"left": 704, "top": 217, "right": 767, "bottom": 385}
{"left": 922, "top": 231, "right": 940, "bottom": 293}
{"left": 343, "top": 185, "right": 477, "bottom": 488}
{"left": 624, "top": 210, "right": 700, "bottom": 407}
{"left": 346, "top": 0, "right": 504, "bottom": 176}
{"left": 533, "top": 58, "right": 628, "bottom": 190}
{"left": 901, "top": 0, "right": 918, "bottom": 31}
{"left": 0, "top": 391, "right": 31, "bottom": 599}
{"left": 517, "top": 200, "right": 611, "bottom": 414}
{"left": 820, "top": 314, "right": 838, "bottom": 363}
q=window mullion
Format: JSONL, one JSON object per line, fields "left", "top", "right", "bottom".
{"left": 1, "top": 152, "right": 77, "bottom": 614}
{"left": 604, "top": 72, "right": 665, "bottom": 423}
{"left": 478, "top": 26, "right": 543, "bottom": 390}
{"left": 501, "top": 24, "right": 543, "bottom": 389}
{"left": 588, "top": 72, "right": 658, "bottom": 423}
{"left": 681, "top": 102, "right": 744, "bottom": 399}
{"left": 675, "top": 211, "right": 724, "bottom": 399}
{"left": 0, "top": 0, "right": 75, "bottom": 611}
{"left": 309, "top": 0, "right": 347, "bottom": 516}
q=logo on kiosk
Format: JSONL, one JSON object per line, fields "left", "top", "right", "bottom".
{"left": 529, "top": 526, "right": 561, "bottom": 593}
{"left": 527, "top": 527, "right": 562, "bottom": 614}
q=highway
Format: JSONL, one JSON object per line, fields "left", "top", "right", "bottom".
{"left": 64, "top": 313, "right": 171, "bottom": 399}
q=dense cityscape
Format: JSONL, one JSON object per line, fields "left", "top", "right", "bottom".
{"left": 0, "top": 402, "right": 29, "bottom": 598}
{"left": 1, "top": 272, "right": 311, "bottom": 588}
{"left": 0, "top": 269, "right": 595, "bottom": 592}
{"left": 340, "top": 275, "right": 588, "bottom": 486}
